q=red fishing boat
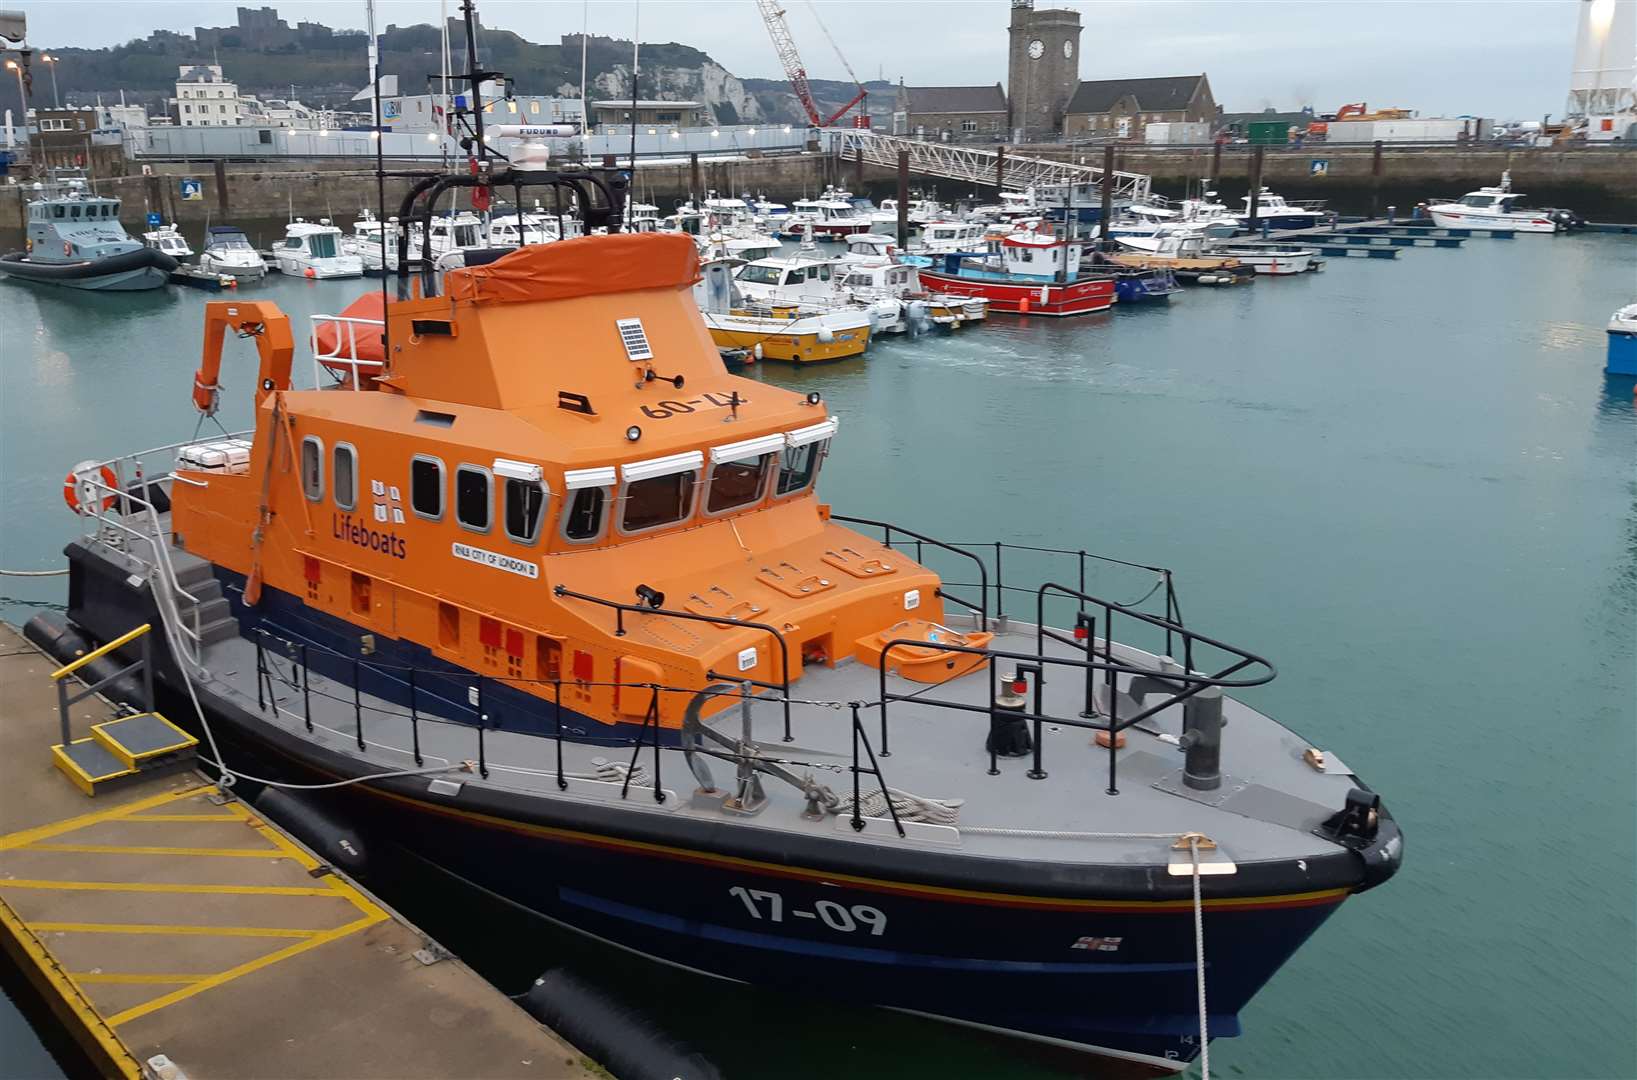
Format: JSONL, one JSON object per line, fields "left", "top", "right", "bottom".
{"left": 915, "top": 230, "right": 1116, "bottom": 316}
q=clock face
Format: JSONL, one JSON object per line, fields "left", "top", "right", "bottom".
{"left": 1027, "top": 39, "right": 1044, "bottom": 60}
{"left": 1063, "top": 39, "right": 1074, "bottom": 59}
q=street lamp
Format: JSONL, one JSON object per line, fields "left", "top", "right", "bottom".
{"left": 4, "top": 60, "right": 25, "bottom": 115}
{"left": 39, "top": 54, "right": 59, "bottom": 108}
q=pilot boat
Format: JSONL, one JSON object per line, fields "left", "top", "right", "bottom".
{"left": 198, "top": 226, "right": 268, "bottom": 279}
{"left": 273, "top": 219, "right": 363, "bottom": 278}
{"left": 916, "top": 229, "right": 1118, "bottom": 316}
{"left": 143, "top": 222, "right": 195, "bottom": 261}
{"left": 0, "top": 174, "right": 176, "bottom": 291}
{"left": 32, "top": 30, "right": 1398, "bottom": 1061}
{"left": 1425, "top": 172, "right": 1561, "bottom": 233}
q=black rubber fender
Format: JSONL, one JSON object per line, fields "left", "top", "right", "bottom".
{"left": 252, "top": 787, "right": 369, "bottom": 875}
{"left": 519, "top": 968, "right": 723, "bottom": 1080}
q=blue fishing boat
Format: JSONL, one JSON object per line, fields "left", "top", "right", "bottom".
{"left": 0, "top": 173, "right": 176, "bottom": 291}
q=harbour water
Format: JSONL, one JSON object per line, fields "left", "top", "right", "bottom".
{"left": 2, "top": 233, "right": 1633, "bottom": 1078}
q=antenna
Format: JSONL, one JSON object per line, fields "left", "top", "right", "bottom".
{"left": 366, "top": 0, "right": 390, "bottom": 367}
{"left": 629, "top": 0, "right": 640, "bottom": 172}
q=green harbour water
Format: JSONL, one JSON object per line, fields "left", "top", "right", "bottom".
{"left": 1, "top": 231, "right": 1633, "bottom": 1079}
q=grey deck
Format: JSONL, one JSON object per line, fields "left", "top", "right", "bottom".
{"left": 90, "top": 519, "right": 1366, "bottom": 876}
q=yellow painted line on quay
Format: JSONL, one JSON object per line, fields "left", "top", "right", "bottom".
{"left": 0, "top": 879, "right": 340, "bottom": 897}
{"left": 30, "top": 922, "right": 321, "bottom": 939}
{"left": 110, "top": 813, "right": 243, "bottom": 822}
{"left": 23, "top": 843, "right": 290, "bottom": 859}
{"left": 105, "top": 911, "right": 388, "bottom": 1027}
{"left": 0, "top": 785, "right": 216, "bottom": 851}
{"left": 70, "top": 972, "right": 209, "bottom": 985}
{"left": 0, "top": 893, "right": 142, "bottom": 1079}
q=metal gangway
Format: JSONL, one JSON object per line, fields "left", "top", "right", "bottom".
{"left": 825, "top": 129, "right": 1152, "bottom": 204}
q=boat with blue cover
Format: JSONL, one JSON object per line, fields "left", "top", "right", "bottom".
{"left": 0, "top": 174, "right": 176, "bottom": 291}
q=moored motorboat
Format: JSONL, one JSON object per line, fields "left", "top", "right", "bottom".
{"left": 1235, "top": 189, "right": 1328, "bottom": 232}
{"left": 0, "top": 173, "right": 176, "bottom": 291}
{"left": 697, "top": 257, "right": 873, "bottom": 361}
{"left": 1425, "top": 172, "right": 1562, "bottom": 233}
{"left": 1205, "top": 242, "right": 1323, "bottom": 275}
{"left": 1113, "top": 231, "right": 1255, "bottom": 286}
{"left": 1607, "top": 302, "right": 1637, "bottom": 376}
{"left": 274, "top": 219, "right": 363, "bottom": 278}
{"left": 916, "top": 229, "right": 1118, "bottom": 316}
{"left": 143, "top": 223, "right": 195, "bottom": 261}
{"left": 198, "top": 226, "right": 269, "bottom": 279}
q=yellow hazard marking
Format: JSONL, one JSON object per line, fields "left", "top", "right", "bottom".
{"left": 106, "top": 912, "right": 388, "bottom": 1027}
{"left": 50, "top": 623, "right": 151, "bottom": 681}
{"left": 113, "top": 813, "right": 242, "bottom": 822}
{"left": 0, "top": 785, "right": 215, "bottom": 851}
{"left": 30, "top": 922, "right": 321, "bottom": 939}
{"left": 70, "top": 972, "right": 209, "bottom": 985}
{"left": 0, "top": 894, "right": 142, "bottom": 1078}
{"left": 0, "top": 879, "right": 339, "bottom": 897}
{"left": 23, "top": 843, "right": 290, "bottom": 859}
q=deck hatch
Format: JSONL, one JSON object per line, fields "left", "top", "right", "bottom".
{"left": 616, "top": 318, "right": 654, "bottom": 361}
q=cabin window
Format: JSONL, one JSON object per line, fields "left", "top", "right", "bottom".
{"left": 332, "top": 443, "right": 357, "bottom": 511}
{"left": 69, "top": 206, "right": 81, "bottom": 219}
{"left": 737, "top": 264, "right": 781, "bottom": 285}
{"left": 504, "top": 478, "right": 548, "bottom": 544}
{"left": 410, "top": 455, "right": 444, "bottom": 520}
{"left": 775, "top": 440, "right": 827, "bottom": 497}
{"left": 300, "top": 436, "right": 324, "bottom": 501}
{"left": 706, "top": 454, "right": 769, "bottom": 515}
{"left": 620, "top": 472, "right": 696, "bottom": 534}
{"left": 787, "top": 268, "right": 806, "bottom": 283}
{"left": 562, "top": 487, "right": 607, "bottom": 542}
{"left": 52, "top": 206, "right": 63, "bottom": 219}
{"left": 455, "top": 465, "right": 492, "bottom": 533}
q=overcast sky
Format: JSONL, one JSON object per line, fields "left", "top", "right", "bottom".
{"left": 8, "top": 1, "right": 1593, "bottom": 119}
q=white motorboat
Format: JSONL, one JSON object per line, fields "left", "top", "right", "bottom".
{"left": 780, "top": 191, "right": 871, "bottom": 240}
{"left": 1206, "top": 241, "right": 1323, "bottom": 275}
{"left": 1235, "top": 189, "right": 1329, "bottom": 231}
{"left": 835, "top": 240, "right": 987, "bottom": 330}
{"left": 1425, "top": 173, "right": 1561, "bottom": 233}
{"left": 868, "top": 197, "right": 946, "bottom": 232}
{"left": 1177, "top": 191, "right": 1242, "bottom": 238}
{"left": 197, "top": 226, "right": 267, "bottom": 279}
{"left": 732, "top": 253, "right": 902, "bottom": 334}
{"left": 693, "top": 257, "right": 873, "bottom": 363}
{"left": 914, "top": 221, "right": 991, "bottom": 255}
{"left": 273, "top": 219, "right": 363, "bottom": 278}
{"left": 142, "top": 223, "right": 193, "bottom": 260}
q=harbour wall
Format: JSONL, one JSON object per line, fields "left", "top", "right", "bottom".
{"left": 849, "top": 144, "right": 1637, "bottom": 221}
{"left": 2, "top": 144, "right": 1633, "bottom": 244}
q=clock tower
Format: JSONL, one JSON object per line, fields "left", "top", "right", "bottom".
{"left": 1006, "top": 0, "right": 1082, "bottom": 142}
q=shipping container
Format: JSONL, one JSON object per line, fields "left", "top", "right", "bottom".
{"left": 1247, "top": 121, "right": 1293, "bottom": 145}
{"left": 1325, "top": 118, "right": 1469, "bottom": 143}
{"left": 1144, "top": 121, "right": 1212, "bottom": 145}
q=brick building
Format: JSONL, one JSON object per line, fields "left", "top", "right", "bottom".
{"left": 892, "top": 84, "right": 1009, "bottom": 140}
{"left": 1062, "top": 74, "right": 1215, "bottom": 140}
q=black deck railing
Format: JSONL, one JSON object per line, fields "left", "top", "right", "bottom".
{"left": 244, "top": 518, "right": 1273, "bottom": 825}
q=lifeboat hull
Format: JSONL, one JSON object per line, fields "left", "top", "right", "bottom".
{"left": 916, "top": 271, "right": 1116, "bottom": 317}
{"left": 47, "top": 545, "right": 1388, "bottom": 1074}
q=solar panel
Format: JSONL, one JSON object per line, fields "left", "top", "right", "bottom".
{"left": 616, "top": 318, "right": 653, "bottom": 362}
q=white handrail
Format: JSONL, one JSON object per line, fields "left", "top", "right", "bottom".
{"left": 309, "top": 314, "right": 387, "bottom": 391}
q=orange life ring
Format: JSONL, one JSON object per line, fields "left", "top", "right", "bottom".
{"left": 63, "top": 462, "right": 118, "bottom": 515}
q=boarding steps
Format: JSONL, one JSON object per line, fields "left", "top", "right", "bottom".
{"left": 169, "top": 549, "right": 240, "bottom": 646}
{"left": 51, "top": 712, "right": 198, "bottom": 797}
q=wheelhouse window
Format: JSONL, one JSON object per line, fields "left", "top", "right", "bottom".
{"left": 410, "top": 456, "right": 444, "bottom": 520}
{"left": 706, "top": 435, "right": 783, "bottom": 516}
{"left": 1461, "top": 194, "right": 1495, "bottom": 208}
{"left": 737, "top": 264, "right": 782, "bottom": 286}
{"left": 308, "top": 233, "right": 339, "bottom": 259}
{"left": 622, "top": 473, "right": 694, "bottom": 532}
{"left": 504, "top": 477, "right": 548, "bottom": 544}
{"left": 333, "top": 443, "right": 357, "bottom": 510}
{"left": 776, "top": 421, "right": 835, "bottom": 498}
{"left": 618, "top": 452, "right": 702, "bottom": 535}
{"left": 300, "top": 436, "right": 324, "bottom": 501}
{"left": 455, "top": 466, "right": 492, "bottom": 532}
{"left": 561, "top": 466, "right": 616, "bottom": 543}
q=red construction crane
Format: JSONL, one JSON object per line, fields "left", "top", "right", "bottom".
{"left": 753, "top": 0, "right": 868, "bottom": 127}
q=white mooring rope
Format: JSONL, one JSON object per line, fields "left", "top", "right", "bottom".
{"left": 1190, "top": 836, "right": 1210, "bottom": 1080}
{"left": 0, "top": 568, "right": 69, "bottom": 576}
